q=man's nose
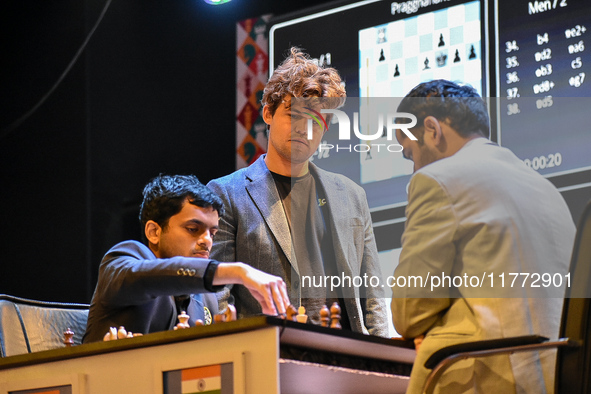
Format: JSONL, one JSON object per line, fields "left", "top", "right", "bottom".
{"left": 294, "top": 125, "right": 307, "bottom": 135}
{"left": 200, "top": 231, "right": 213, "bottom": 248}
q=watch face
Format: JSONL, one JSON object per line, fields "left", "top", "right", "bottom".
{"left": 204, "top": 306, "right": 213, "bottom": 325}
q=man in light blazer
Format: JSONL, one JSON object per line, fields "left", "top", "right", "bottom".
{"left": 208, "top": 48, "right": 388, "bottom": 336}
{"left": 391, "top": 80, "right": 576, "bottom": 393}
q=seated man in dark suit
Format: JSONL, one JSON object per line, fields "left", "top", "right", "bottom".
{"left": 84, "top": 174, "right": 289, "bottom": 343}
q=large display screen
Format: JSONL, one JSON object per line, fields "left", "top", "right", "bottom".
{"left": 269, "top": 0, "right": 591, "bottom": 252}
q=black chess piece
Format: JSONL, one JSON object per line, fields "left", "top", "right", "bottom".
{"left": 424, "top": 57, "right": 430, "bottom": 70}
{"left": 320, "top": 305, "right": 330, "bottom": 327}
{"left": 454, "top": 49, "right": 461, "bottom": 63}
{"left": 379, "top": 49, "right": 385, "bottom": 62}
{"left": 436, "top": 53, "right": 447, "bottom": 67}
{"left": 438, "top": 33, "right": 445, "bottom": 47}
{"left": 469, "top": 45, "right": 477, "bottom": 59}
{"left": 393, "top": 64, "right": 400, "bottom": 77}
{"left": 330, "top": 302, "right": 342, "bottom": 329}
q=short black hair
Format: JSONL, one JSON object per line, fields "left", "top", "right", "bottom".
{"left": 139, "top": 174, "right": 224, "bottom": 241}
{"left": 397, "top": 79, "right": 490, "bottom": 140}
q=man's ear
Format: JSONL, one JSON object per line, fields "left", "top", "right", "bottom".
{"left": 423, "top": 116, "right": 443, "bottom": 146}
{"left": 145, "top": 220, "right": 162, "bottom": 246}
{"left": 262, "top": 105, "right": 273, "bottom": 125}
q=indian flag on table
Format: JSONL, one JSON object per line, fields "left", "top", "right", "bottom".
{"left": 163, "top": 363, "right": 233, "bottom": 394}
{"left": 182, "top": 365, "right": 221, "bottom": 394}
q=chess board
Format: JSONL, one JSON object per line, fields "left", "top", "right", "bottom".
{"left": 356, "top": 0, "right": 484, "bottom": 185}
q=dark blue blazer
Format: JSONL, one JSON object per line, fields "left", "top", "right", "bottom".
{"left": 83, "top": 241, "right": 219, "bottom": 343}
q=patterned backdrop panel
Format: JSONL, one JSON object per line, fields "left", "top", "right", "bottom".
{"left": 236, "top": 15, "right": 271, "bottom": 168}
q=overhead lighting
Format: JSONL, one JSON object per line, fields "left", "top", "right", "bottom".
{"left": 203, "top": 0, "right": 231, "bottom": 4}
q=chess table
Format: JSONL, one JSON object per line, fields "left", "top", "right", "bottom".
{"left": 0, "top": 316, "right": 415, "bottom": 393}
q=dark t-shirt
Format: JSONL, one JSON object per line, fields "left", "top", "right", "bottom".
{"left": 271, "top": 171, "right": 350, "bottom": 329}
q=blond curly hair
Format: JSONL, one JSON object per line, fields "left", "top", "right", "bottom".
{"left": 262, "top": 47, "right": 346, "bottom": 116}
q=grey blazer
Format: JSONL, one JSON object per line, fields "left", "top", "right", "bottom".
{"left": 208, "top": 155, "right": 388, "bottom": 337}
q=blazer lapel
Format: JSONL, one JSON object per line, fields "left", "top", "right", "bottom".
{"left": 311, "top": 164, "right": 353, "bottom": 276}
{"left": 244, "top": 157, "right": 299, "bottom": 274}
{"left": 312, "top": 164, "right": 361, "bottom": 322}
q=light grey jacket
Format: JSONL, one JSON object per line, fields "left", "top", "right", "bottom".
{"left": 208, "top": 155, "right": 388, "bottom": 337}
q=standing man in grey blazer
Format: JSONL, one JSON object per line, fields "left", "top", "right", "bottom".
{"left": 208, "top": 48, "right": 388, "bottom": 337}
{"left": 391, "top": 80, "right": 576, "bottom": 393}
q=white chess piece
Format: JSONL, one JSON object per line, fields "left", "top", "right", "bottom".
{"left": 117, "top": 326, "right": 128, "bottom": 339}
{"left": 296, "top": 306, "right": 308, "bottom": 323}
{"left": 103, "top": 326, "right": 118, "bottom": 341}
{"left": 174, "top": 311, "right": 191, "bottom": 330}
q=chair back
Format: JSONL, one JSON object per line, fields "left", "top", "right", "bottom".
{"left": 556, "top": 199, "right": 591, "bottom": 393}
{"left": 0, "top": 294, "right": 89, "bottom": 357}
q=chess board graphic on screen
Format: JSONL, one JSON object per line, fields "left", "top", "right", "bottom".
{"left": 358, "top": 1, "right": 483, "bottom": 98}
{"left": 357, "top": 1, "right": 483, "bottom": 187}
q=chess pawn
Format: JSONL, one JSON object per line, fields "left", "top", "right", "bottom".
{"left": 330, "top": 302, "right": 342, "bottom": 329}
{"left": 194, "top": 319, "right": 205, "bottom": 326}
{"left": 117, "top": 326, "right": 128, "bottom": 339}
{"left": 320, "top": 305, "right": 330, "bottom": 327}
{"left": 63, "top": 328, "right": 74, "bottom": 347}
{"left": 296, "top": 306, "right": 308, "bottom": 324}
